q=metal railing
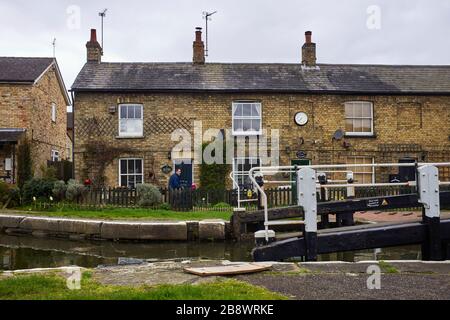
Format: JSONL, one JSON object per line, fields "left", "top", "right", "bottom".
{"left": 248, "top": 162, "right": 450, "bottom": 241}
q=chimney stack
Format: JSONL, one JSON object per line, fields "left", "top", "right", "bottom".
{"left": 86, "top": 29, "right": 102, "bottom": 63}
{"left": 302, "top": 31, "right": 316, "bottom": 67}
{"left": 193, "top": 27, "right": 205, "bottom": 65}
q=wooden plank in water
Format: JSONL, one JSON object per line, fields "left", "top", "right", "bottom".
{"left": 184, "top": 263, "right": 272, "bottom": 276}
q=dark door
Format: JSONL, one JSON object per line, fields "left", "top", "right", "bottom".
{"left": 398, "top": 157, "right": 416, "bottom": 182}
{"left": 174, "top": 160, "right": 192, "bottom": 188}
{"left": 291, "top": 159, "right": 312, "bottom": 204}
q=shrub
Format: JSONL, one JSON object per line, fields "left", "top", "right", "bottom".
{"left": 17, "top": 138, "right": 33, "bottom": 189}
{"left": 40, "top": 165, "right": 57, "bottom": 181}
{"left": 65, "top": 179, "right": 85, "bottom": 202}
{"left": 137, "top": 184, "right": 162, "bottom": 207}
{"left": 52, "top": 180, "right": 67, "bottom": 201}
{"left": 0, "top": 181, "right": 10, "bottom": 206}
{"left": 213, "top": 202, "right": 232, "bottom": 208}
{"left": 22, "top": 178, "right": 55, "bottom": 203}
{"left": 158, "top": 203, "right": 171, "bottom": 210}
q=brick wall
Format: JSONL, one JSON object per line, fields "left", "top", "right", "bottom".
{"left": 73, "top": 92, "right": 450, "bottom": 187}
{"left": 0, "top": 66, "right": 68, "bottom": 180}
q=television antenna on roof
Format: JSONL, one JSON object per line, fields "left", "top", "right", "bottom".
{"left": 202, "top": 11, "right": 217, "bottom": 57}
{"left": 52, "top": 38, "right": 56, "bottom": 58}
{"left": 98, "top": 8, "right": 108, "bottom": 53}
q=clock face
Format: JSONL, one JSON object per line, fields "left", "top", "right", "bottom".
{"left": 294, "top": 112, "right": 308, "bottom": 126}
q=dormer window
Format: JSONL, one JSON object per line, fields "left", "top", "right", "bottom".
{"left": 345, "top": 101, "right": 373, "bottom": 136}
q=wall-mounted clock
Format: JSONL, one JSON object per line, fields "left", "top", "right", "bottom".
{"left": 294, "top": 112, "right": 308, "bottom": 126}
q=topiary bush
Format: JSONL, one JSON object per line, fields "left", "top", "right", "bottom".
{"left": 22, "top": 178, "right": 55, "bottom": 203}
{"left": 52, "top": 180, "right": 67, "bottom": 201}
{"left": 136, "top": 184, "right": 162, "bottom": 207}
{"left": 65, "top": 179, "right": 85, "bottom": 202}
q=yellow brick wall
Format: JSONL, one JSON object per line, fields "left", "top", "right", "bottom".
{"left": 0, "top": 67, "right": 68, "bottom": 180}
{"left": 73, "top": 92, "right": 450, "bottom": 187}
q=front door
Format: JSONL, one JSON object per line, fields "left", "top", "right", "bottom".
{"left": 174, "top": 160, "right": 193, "bottom": 188}
{"left": 291, "top": 159, "right": 312, "bottom": 204}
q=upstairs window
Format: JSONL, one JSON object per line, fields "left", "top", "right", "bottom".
{"left": 119, "top": 104, "right": 143, "bottom": 137}
{"left": 345, "top": 101, "right": 373, "bottom": 136}
{"left": 51, "top": 103, "right": 56, "bottom": 122}
{"left": 232, "top": 102, "right": 262, "bottom": 135}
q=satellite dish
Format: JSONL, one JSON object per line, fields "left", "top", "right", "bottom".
{"left": 333, "top": 129, "right": 345, "bottom": 140}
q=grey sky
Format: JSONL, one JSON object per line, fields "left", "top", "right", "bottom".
{"left": 1, "top": 0, "right": 449, "bottom": 101}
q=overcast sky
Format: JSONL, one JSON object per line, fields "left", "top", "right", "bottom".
{"left": 1, "top": 0, "right": 449, "bottom": 102}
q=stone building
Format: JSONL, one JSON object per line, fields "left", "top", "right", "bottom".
{"left": 0, "top": 57, "right": 71, "bottom": 183}
{"left": 71, "top": 29, "right": 450, "bottom": 189}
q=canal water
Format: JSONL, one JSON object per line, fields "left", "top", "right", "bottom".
{"left": 0, "top": 234, "right": 422, "bottom": 271}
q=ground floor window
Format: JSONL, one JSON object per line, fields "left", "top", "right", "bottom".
{"left": 232, "top": 157, "right": 260, "bottom": 189}
{"left": 119, "top": 158, "right": 143, "bottom": 188}
{"left": 51, "top": 149, "right": 60, "bottom": 162}
{"left": 346, "top": 156, "right": 374, "bottom": 184}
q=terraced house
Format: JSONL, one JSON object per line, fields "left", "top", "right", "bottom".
{"left": 0, "top": 57, "right": 71, "bottom": 183}
{"left": 71, "top": 29, "right": 450, "bottom": 189}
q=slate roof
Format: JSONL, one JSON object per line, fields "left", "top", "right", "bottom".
{"left": 0, "top": 57, "right": 55, "bottom": 83}
{"left": 71, "top": 62, "right": 450, "bottom": 94}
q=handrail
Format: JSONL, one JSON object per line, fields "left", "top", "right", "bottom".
{"left": 249, "top": 162, "right": 450, "bottom": 241}
{"left": 229, "top": 171, "right": 241, "bottom": 209}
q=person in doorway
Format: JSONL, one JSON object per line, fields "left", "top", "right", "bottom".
{"left": 169, "top": 168, "right": 182, "bottom": 190}
{"left": 168, "top": 168, "right": 183, "bottom": 209}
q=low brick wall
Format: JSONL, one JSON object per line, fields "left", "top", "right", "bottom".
{"left": 0, "top": 214, "right": 230, "bottom": 242}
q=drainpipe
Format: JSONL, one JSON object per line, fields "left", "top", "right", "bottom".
{"left": 70, "top": 90, "right": 75, "bottom": 179}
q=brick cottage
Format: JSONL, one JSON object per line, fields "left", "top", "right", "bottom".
{"left": 71, "top": 28, "right": 450, "bottom": 189}
{"left": 0, "top": 57, "right": 71, "bottom": 183}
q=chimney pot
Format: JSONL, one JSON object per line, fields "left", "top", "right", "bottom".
{"left": 302, "top": 30, "right": 316, "bottom": 67}
{"left": 193, "top": 27, "right": 205, "bottom": 65}
{"left": 90, "top": 29, "right": 98, "bottom": 42}
{"left": 305, "top": 31, "right": 312, "bottom": 44}
{"left": 86, "top": 28, "right": 102, "bottom": 63}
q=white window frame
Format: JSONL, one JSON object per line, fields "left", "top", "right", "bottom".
{"left": 344, "top": 101, "right": 374, "bottom": 136}
{"left": 346, "top": 156, "right": 375, "bottom": 184}
{"left": 232, "top": 157, "right": 261, "bottom": 189}
{"left": 118, "top": 104, "right": 144, "bottom": 138}
{"left": 118, "top": 158, "right": 144, "bottom": 188}
{"left": 51, "top": 103, "right": 56, "bottom": 123}
{"left": 51, "top": 149, "right": 60, "bottom": 162}
{"left": 232, "top": 101, "right": 262, "bottom": 136}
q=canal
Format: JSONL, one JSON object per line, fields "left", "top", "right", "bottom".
{"left": 0, "top": 234, "right": 422, "bottom": 271}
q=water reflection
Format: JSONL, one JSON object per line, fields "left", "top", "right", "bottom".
{"left": 0, "top": 233, "right": 421, "bottom": 271}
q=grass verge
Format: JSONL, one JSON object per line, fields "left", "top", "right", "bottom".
{"left": 0, "top": 272, "right": 287, "bottom": 300}
{"left": 10, "top": 207, "right": 232, "bottom": 221}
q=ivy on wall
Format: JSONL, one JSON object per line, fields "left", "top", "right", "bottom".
{"left": 82, "top": 141, "right": 133, "bottom": 187}
{"left": 199, "top": 139, "right": 229, "bottom": 190}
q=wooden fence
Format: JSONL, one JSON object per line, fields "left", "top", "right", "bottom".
{"left": 72, "top": 184, "right": 435, "bottom": 211}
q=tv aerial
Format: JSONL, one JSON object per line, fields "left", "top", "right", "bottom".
{"left": 98, "top": 8, "right": 108, "bottom": 52}
{"left": 202, "top": 11, "right": 217, "bottom": 57}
